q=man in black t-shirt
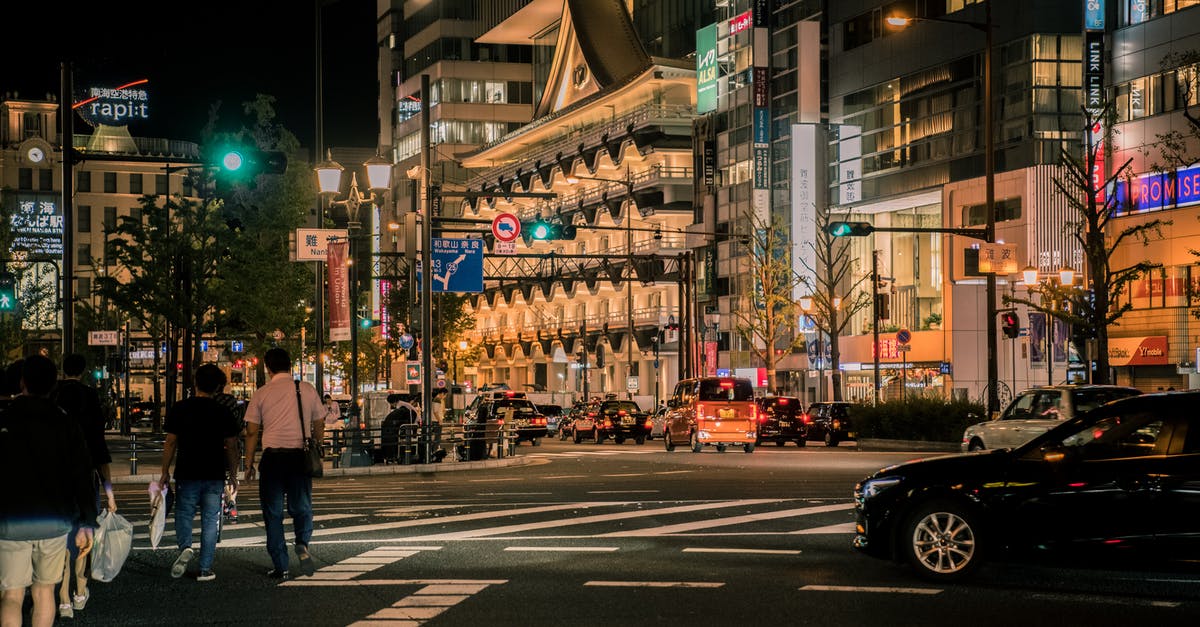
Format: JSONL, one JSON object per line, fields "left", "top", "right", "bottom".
{"left": 158, "top": 364, "right": 241, "bottom": 582}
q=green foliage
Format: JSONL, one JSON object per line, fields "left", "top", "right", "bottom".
{"left": 851, "top": 397, "right": 986, "bottom": 442}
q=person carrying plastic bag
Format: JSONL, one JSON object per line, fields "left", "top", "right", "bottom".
{"left": 89, "top": 510, "right": 133, "bottom": 583}
{"left": 0, "top": 356, "right": 99, "bottom": 627}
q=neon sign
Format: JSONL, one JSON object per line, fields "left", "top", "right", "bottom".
{"left": 74, "top": 79, "right": 150, "bottom": 127}
{"left": 1113, "top": 164, "right": 1200, "bottom": 215}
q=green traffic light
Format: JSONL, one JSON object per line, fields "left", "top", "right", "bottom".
{"left": 0, "top": 272, "right": 16, "bottom": 313}
{"left": 531, "top": 222, "right": 552, "bottom": 240}
{"left": 831, "top": 223, "right": 852, "bottom": 237}
{"left": 221, "top": 150, "right": 245, "bottom": 172}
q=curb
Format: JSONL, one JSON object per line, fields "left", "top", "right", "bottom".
{"left": 855, "top": 438, "right": 961, "bottom": 453}
{"left": 111, "top": 454, "right": 534, "bottom": 485}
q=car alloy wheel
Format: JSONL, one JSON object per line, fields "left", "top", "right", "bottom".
{"left": 664, "top": 430, "right": 675, "bottom": 452}
{"left": 968, "top": 439, "right": 985, "bottom": 452}
{"left": 904, "top": 501, "right": 981, "bottom": 581}
{"left": 824, "top": 431, "right": 839, "bottom": 447}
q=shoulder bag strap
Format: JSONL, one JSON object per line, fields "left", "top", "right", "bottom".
{"left": 294, "top": 380, "right": 308, "bottom": 440}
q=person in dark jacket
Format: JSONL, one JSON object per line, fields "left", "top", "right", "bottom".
{"left": 53, "top": 354, "right": 116, "bottom": 617}
{"left": 0, "top": 356, "right": 97, "bottom": 627}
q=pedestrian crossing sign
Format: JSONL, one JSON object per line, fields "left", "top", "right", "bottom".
{"left": 0, "top": 272, "right": 15, "bottom": 313}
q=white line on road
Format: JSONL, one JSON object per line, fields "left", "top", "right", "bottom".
{"left": 357, "top": 582, "right": 503, "bottom": 624}
{"left": 586, "top": 581, "right": 724, "bottom": 589}
{"left": 403, "top": 499, "right": 785, "bottom": 541}
{"left": 651, "top": 470, "right": 694, "bottom": 475}
{"left": 588, "top": 490, "right": 659, "bottom": 494}
{"left": 682, "top": 548, "right": 801, "bottom": 555}
{"left": 601, "top": 503, "right": 854, "bottom": 537}
{"left": 790, "top": 522, "right": 856, "bottom": 535}
{"left": 800, "top": 585, "right": 941, "bottom": 595}
{"left": 294, "top": 502, "right": 633, "bottom": 540}
{"left": 539, "top": 475, "right": 586, "bottom": 479}
{"left": 467, "top": 478, "right": 523, "bottom": 483}
{"left": 503, "top": 546, "right": 619, "bottom": 552}
{"left": 476, "top": 492, "right": 552, "bottom": 496}
{"left": 288, "top": 578, "right": 506, "bottom": 587}
{"left": 601, "top": 473, "right": 646, "bottom": 477}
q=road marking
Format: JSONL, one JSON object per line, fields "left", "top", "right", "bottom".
{"left": 503, "top": 546, "right": 619, "bottom": 552}
{"left": 601, "top": 473, "right": 645, "bottom": 477}
{"left": 284, "top": 578, "right": 507, "bottom": 587}
{"left": 540, "top": 475, "right": 586, "bottom": 479}
{"left": 790, "top": 522, "right": 856, "bottom": 535}
{"left": 346, "top": 581, "right": 506, "bottom": 626}
{"left": 588, "top": 489, "right": 659, "bottom": 494}
{"left": 304, "top": 548, "right": 420, "bottom": 580}
{"left": 652, "top": 470, "right": 694, "bottom": 475}
{"left": 467, "top": 478, "right": 523, "bottom": 483}
{"left": 800, "top": 585, "right": 941, "bottom": 595}
{"left": 476, "top": 492, "right": 552, "bottom": 496}
{"left": 602, "top": 503, "right": 854, "bottom": 537}
{"left": 404, "top": 499, "right": 785, "bottom": 541}
{"left": 682, "top": 548, "right": 801, "bottom": 555}
{"left": 586, "top": 581, "right": 723, "bottom": 589}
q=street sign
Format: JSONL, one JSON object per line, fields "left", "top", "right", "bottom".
{"left": 200, "top": 340, "right": 209, "bottom": 352}
{"left": 897, "top": 344, "right": 912, "bottom": 352}
{"left": 231, "top": 340, "right": 244, "bottom": 353}
{"left": 896, "top": 328, "right": 911, "bottom": 345}
{"left": 493, "top": 241, "right": 516, "bottom": 255}
{"left": 429, "top": 238, "right": 484, "bottom": 293}
{"left": 627, "top": 376, "right": 639, "bottom": 392}
{"left": 398, "top": 333, "right": 415, "bottom": 350}
{"left": 0, "top": 272, "right": 16, "bottom": 312}
{"left": 436, "top": 379, "right": 446, "bottom": 389}
{"left": 491, "top": 213, "right": 521, "bottom": 242}
{"left": 405, "top": 361, "right": 422, "bottom": 385}
{"left": 88, "top": 331, "right": 120, "bottom": 346}
{"left": 293, "top": 228, "right": 348, "bottom": 261}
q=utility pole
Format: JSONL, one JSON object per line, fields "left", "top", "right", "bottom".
{"left": 419, "top": 73, "right": 434, "bottom": 463}
{"left": 61, "top": 62, "right": 75, "bottom": 356}
{"left": 872, "top": 250, "right": 880, "bottom": 405}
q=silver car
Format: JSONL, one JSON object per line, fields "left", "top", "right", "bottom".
{"left": 961, "top": 384, "right": 1141, "bottom": 451}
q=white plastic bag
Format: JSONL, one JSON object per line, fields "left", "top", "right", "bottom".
{"left": 148, "top": 482, "right": 167, "bottom": 550}
{"left": 91, "top": 510, "right": 134, "bottom": 582}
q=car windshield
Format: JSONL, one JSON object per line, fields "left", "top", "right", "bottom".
{"left": 602, "top": 402, "right": 640, "bottom": 414}
{"left": 697, "top": 379, "right": 754, "bottom": 401}
{"left": 1073, "top": 388, "right": 1140, "bottom": 414}
{"left": 762, "top": 399, "right": 801, "bottom": 416}
{"left": 538, "top": 405, "right": 563, "bottom": 416}
{"left": 493, "top": 401, "right": 537, "bottom": 420}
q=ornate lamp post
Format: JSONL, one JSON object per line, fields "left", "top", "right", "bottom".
{"left": 315, "top": 151, "right": 392, "bottom": 416}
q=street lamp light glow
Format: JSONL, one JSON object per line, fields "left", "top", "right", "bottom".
{"left": 364, "top": 154, "right": 393, "bottom": 191}
{"left": 885, "top": 15, "right": 911, "bottom": 27}
{"left": 1058, "top": 267, "right": 1075, "bottom": 286}
{"left": 314, "top": 149, "right": 345, "bottom": 195}
{"left": 1022, "top": 265, "right": 1039, "bottom": 286}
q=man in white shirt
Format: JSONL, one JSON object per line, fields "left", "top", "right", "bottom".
{"left": 242, "top": 348, "right": 324, "bottom": 580}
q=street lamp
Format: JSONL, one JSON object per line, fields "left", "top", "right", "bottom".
{"left": 887, "top": 0, "right": 998, "bottom": 413}
{"left": 1021, "top": 265, "right": 1078, "bottom": 386}
{"left": 567, "top": 172, "right": 639, "bottom": 398}
{"left": 315, "top": 150, "right": 393, "bottom": 418}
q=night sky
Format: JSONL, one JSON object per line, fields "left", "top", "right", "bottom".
{"left": 3, "top": 1, "right": 379, "bottom": 157}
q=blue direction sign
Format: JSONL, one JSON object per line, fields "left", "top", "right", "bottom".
{"left": 398, "top": 333, "right": 415, "bottom": 350}
{"left": 428, "top": 238, "right": 484, "bottom": 293}
{"left": 231, "top": 340, "right": 244, "bottom": 353}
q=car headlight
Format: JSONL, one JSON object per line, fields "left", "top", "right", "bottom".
{"left": 859, "top": 476, "right": 903, "bottom": 500}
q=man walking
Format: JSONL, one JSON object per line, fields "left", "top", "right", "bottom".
{"left": 242, "top": 348, "right": 324, "bottom": 580}
{"left": 158, "top": 364, "right": 241, "bottom": 582}
{"left": 0, "top": 356, "right": 97, "bottom": 627}
{"left": 54, "top": 354, "right": 116, "bottom": 617}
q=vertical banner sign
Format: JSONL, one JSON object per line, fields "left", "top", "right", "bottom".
{"left": 791, "top": 124, "right": 818, "bottom": 301}
{"left": 838, "top": 125, "right": 863, "bottom": 205}
{"left": 1083, "top": 10, "right": 1105, "bottom": 205}
{"left": 327, "top": 240, "right": 351, "bottom": 342}
{"left": 696, "top": 24, "right": 718, "bottom": 114}
{"left": 379, "top": 279, "right": 392, "bottom": 340}
{"left": 705, "top": 341, "right": 719, "bottom": 376}
{"left": 702, "top": 140, "right": 716, "bottom": 186}
{"left": 751, "top": 5, "right": 770, "bottom": 221}
{"left": 1085, "top": 0, "right": 1104, "bottom": 30}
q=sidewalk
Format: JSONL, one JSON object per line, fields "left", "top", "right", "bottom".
{"left": 104, "top": 432, "right": 531, "bottom": 485}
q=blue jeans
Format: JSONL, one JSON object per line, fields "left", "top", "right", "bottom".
{"left": 258, "top": 450, "right": 313, "bottom": 571}
{"left": 173, "top": 479, "right": 224, "bottom": 571}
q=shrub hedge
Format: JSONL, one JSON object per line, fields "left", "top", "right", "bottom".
{"left": 849, "top": 397, "right": 986, "bottom": 442}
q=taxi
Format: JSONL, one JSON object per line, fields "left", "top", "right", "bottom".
{"left": 662, "top": 377, "right": 758, "bottom": 453}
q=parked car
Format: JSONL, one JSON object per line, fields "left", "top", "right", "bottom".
{"left": 853, "top": 391, "right": 1200, "bottom": 581}
{"left": 647, "top": 406, "right": 668, "bottom": 440}
{"left": 567, "top": 399, "right": 603, "bottom": 444}
{"left": 961, "top": 384, "right": 1141, "bottom": 451}
{"left": 662, "top": 377, "right": 757, "bottom": 454}
{"left": 754, "top": 396, "right": 808, "bottom": 447}
{"left": 806, "top": 401, "right": 854, "bottom": 447}
{"left": 594, "top": 400, "right": 651, "bottom": 444}
{"left": 537, "top": 404, "right": 565, "bottom": 436}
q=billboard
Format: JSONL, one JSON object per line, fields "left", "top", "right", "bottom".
{"left": 9, "top": 193, "right": 63, "bottom": 256}
{"left": 696, "top": 24, "right": 718, "bottom": 114}
{"left": 74, "top": 79, "right": 150, "bottom": 127}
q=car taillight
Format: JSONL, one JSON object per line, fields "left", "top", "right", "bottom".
{"left": 778, "top": 398, "right": 789, "bottom": 405}
{"left": 617, "top": 410, "right": 627, "bottom": 416}
{"left": 644, "top": 418, "right": 653, "bottom": 428}
{"left": 588, "top": 412, "right": 597, "bottom": 418}
{"left": 603, "top": 420, "right": 612, "bottom": 428}
{"left": 801, "top": 413, "right": 812, "bottom": 424}
{"left": 695, "top": 403, "right": 705, "bottom": 419}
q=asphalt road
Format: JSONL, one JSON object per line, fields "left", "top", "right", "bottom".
{"left": 30, "top": 438, "right": 1199, "bottom": 626}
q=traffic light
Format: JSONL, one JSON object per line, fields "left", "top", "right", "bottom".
{"left": 359, "top": 317, "right": 380, "bottom": 330}
{"left": 827, "top": 221, "right": 874, "bottom": 237}
{"left": 0, "top": 272, "right": 16, "bottom": 313}
{"left": 1000, "top": 311, "right": 1020, "bottom": 339}
{"left": 525, "top": 220, "right": 577, "bottom": 242}
{"left": 215, "top": 146, "right": 287, "bottom": 178}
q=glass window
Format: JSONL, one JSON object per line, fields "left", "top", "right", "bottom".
{"left": 77, "top": 205, "right": 92, "bottom": 233}
{"left": 77, "top": 170, "right": 92, "bottom": 192}
{"left": 1031, "top": 391, "right": 1063, "bottom": 419}
{"left": 39, "top": 169, "right": 52, "bottom": 191}
{"left": 1058, "top": 412, "right": 1166, "bottom": 459}
{"left": 155, "top": 174, "right": 168, "bottom": 195}
{"left": 129, "top": 173, "right": 143, "bottom": 195}
{"left": 104, "top": 206, "right": 117, "bottom": 231}
{"left": 1072, "top": 388, "right": 1141, "bottom": 414}
{"left": 18, "top": 168, "right": 33, "bottom": 190}
{"left": 77, "top": 244, "right": 92, "bottom": 265}
{"left": 103, "top": 172, "right": 117, "bottom": 193}
{"left": 698, "top": 379, "right": 754, "bottom": 401}
{"left": 1003, "top": 393, "right": 1037, "bottom": 420}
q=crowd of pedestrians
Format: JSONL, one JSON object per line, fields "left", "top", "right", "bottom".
{"left": 0, "top": 348, "right": 326, "bottom": 625}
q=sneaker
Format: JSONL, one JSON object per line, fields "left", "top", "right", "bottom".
{"left": 72, "top": 591, "right": 89, "bottom": 611}
{"left": 171, "top": 547, "right": 194, "bottom": 578}
{"left": 196, "top": 570, "right": 216, "bottom": 582}
{"left": 58, "top": 603, "right": 73, "bottom": 619}
{"left": 266, "top": 568, "right": 289, "bottom": 580}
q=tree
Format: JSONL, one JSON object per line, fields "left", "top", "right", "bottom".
{"left": 732, "top": 212, "right": 806, "bottom": 392}
{"left": 381, "top": 279, "right": 475, "bottom": 366}
{"left": 797, "top": 207, "right": 874, "bottom": 400}
{"left": 1009, "top": 104, "right": 1168, "bottom": 384}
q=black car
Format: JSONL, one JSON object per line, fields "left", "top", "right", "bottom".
{"left": 806, "top": 401, "right": 854, "bottom": 447}
{"left": 754, "top": 396, "right": 808, "bottom": 446}
{"left": 536, "top": 404, "right": 565, "bottom": 436}
{"left": 853, "top": 391, "right": 1200, "bottom": 581}
{"left": 595, "top": 400, "right": 650, "bottom": 444}
{"left": 475, "top": 397, "right": 547, "bottom": 445}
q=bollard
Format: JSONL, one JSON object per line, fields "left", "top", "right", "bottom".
{"left": 497, "top": 424, "right": 505, "bottom": 459}
{"left": 128, "top": 434, "right": 139, "bottom": 475}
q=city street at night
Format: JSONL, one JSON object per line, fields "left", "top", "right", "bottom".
{"left": 67, "top": 442, "right": 1198, "bottom": 626}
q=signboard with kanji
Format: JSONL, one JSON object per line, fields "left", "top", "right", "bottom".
{"left": 976, "top": 243, "right": 1019, "bottom": 274}
{"left": 293, "top": 228, "right": 348, "bottom": 261}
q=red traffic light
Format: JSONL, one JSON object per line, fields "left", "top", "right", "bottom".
{"left": 1000, "top": 311, "right": 1020, "bottom": 339}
